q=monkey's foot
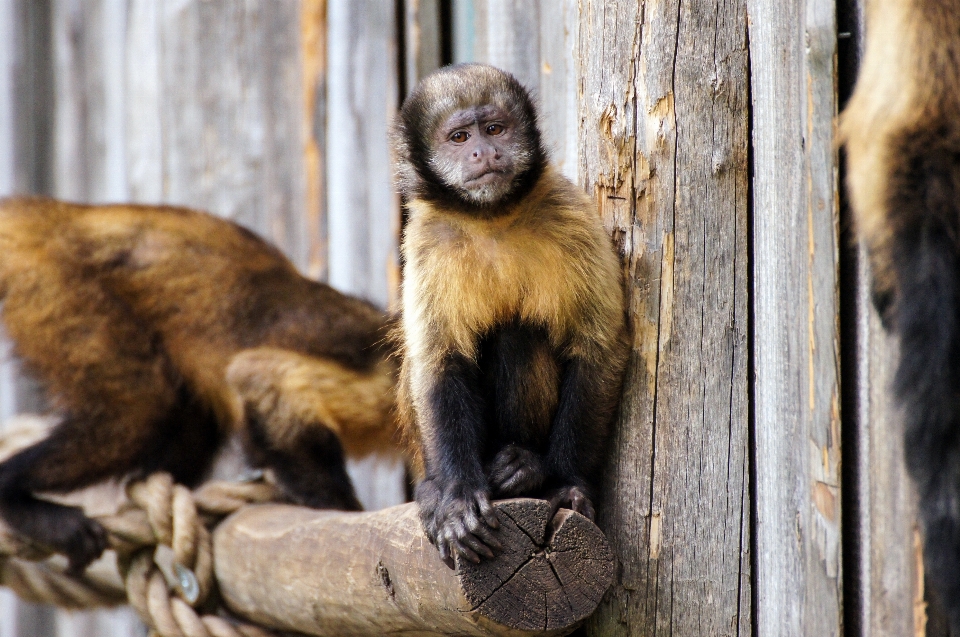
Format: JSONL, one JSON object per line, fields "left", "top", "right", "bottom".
{"left": 487, "top": 445, "right": 546, "bottom": 497}
{"left": 547, "top": 485, "right": 595, "bottom": 521}
{"left": 1, "top": 497, "right": 108, "bottom": 574}
{"left": 415, "top": 479, "right": 502, "bottom": 569}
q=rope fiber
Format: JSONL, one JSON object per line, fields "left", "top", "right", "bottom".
{"left": 0, "top": 465, "right": 280, "bottom": 637}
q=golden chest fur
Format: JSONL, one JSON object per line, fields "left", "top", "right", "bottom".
{"left": 401, "top": 169, "right": 622, "bottom": 364}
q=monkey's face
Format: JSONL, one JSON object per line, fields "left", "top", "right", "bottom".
{"left": 392, "top": 63, "right": 547, "bottom": 214}
{"left": 429, "top": 105, "right": 530, "bottom": 205}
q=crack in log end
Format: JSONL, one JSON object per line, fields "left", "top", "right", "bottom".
{"left": 376, "top": 560, "right": 395, "bottom": 598}
{"left": 457, "top": 499, "right": 616, "bottom": 632}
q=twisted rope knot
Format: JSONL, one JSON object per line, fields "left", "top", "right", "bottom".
{"left": 0, "top": 470, "right": 280, "bottom": 637}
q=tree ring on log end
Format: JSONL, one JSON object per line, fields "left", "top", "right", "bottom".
{"left": 456, "top": 499, "right": 615, "bottom": 632}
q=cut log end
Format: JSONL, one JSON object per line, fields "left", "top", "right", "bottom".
{"left": 458, "top": 499, "right": 615, "bottom": 632}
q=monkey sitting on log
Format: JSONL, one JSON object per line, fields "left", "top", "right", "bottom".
{"left": 842, "top": 0, "right": 960, "bottom": 631}
{"left": 392, "top": 64, "right": 628, "bottom": 568}
{"left": 0, "top": 197, "right": 399, "bottom": 573}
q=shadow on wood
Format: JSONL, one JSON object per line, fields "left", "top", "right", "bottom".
{"left": 214, "top": 498, "right": 614, "bottom": 636}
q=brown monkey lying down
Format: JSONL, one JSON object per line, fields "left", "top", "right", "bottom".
{"left": 0, "top": 197, "right": 398, "bottom": 572}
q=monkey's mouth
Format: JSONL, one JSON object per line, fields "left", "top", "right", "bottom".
{"left": 463, "top": 169, "right": 507, "bottom": 187}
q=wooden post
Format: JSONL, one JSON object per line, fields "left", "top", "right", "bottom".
{"left": 748, "top": 0, "right": 843, "bottom": 633}
{"left": 576, "top": 0, "right": 751, "bottom": 635}
{"left": 215, "top": 499, "right": 614, "bottom": 636}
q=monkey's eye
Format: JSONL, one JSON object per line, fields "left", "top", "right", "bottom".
{"left": 450, "top": 131, "right": 470, "bottom": 143}
{"left": 486, "top": 124, "right": 505, "bottom": 136}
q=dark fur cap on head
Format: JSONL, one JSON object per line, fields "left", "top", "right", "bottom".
{"left": 392, "top": 63, "right": 547, "bottom": 213}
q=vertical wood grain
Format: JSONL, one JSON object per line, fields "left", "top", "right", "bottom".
{"left": 536, "top": 0, "right": 578, "bottom": 180}
{"left": 157, "top": 1, "right": 310, "bottom": 268}
{"left": 301, "top": 0, "right": 328, "bottom": 281}
{"left": 578, "top": 1, "right": 751, "bottom": 635}
{"left": 851, "top": 249, "right": 921, "bottom": 637}
{"left": 451, "top": 0, "right": 540, "bottom": 92}
{"left": 326, "top": 0, "right": 399, "bottom": 309}
{"left": 403, "top": 0, "right": 442, "bottom": 94}
{"left": 327, "top": 0, "right": 406, "bottom": 510}
{"left": 748, "top": 0, "right": 843, "bottom": 633}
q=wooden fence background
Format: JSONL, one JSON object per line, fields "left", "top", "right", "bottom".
{"left": 0, "top": 0, "right": 934, "bottom": 635}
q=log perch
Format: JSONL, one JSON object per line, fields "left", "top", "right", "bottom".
{"left": 213, "top": 498, "right": 615, "bottom": 636}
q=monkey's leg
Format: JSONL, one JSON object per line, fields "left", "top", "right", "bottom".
{"left": 0, "top": 262, "right": 201, "bottom": 571}
{"left": 479, "top": 321, "right": 558, "bottom": 498}
{"left": 226, "top": 348, "right": 385, "bottom": 512}
{"left": 413, "top": 352, "right": 502, "bottom": 567}
{"left": 0, "top": 392, "right": 197, "bottom": 573}
{"left": 887, "top": 128, "right": 960, "bottom": 633}
{"left": 543, "top": 342, "right": 626, "bottom": 521}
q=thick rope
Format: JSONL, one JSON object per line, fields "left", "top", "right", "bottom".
{"left": 0, "top": 465, "right": 280, "bottom": 636}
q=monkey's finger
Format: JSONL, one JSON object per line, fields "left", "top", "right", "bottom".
{"left": 459, "top": 529, "right": 497, "bottom": 559}
{"left": 568, "top": 489, "right": 595, "bottom": 520}
{"left": 576, "top": 497, "right": 596, "bottom": 521}
{"left": 490, "top": 459, "right": 524, "bottom": 482}
{"left": 463, "top": 508, "right": 502, "bottom": 552}
{"left": 475, "top": 493, "right": 500, "bottom": 529}
{"left": 468, "top": 522, "right": 502, "bottom": 553}
{"left": 493, "top": 446, "right": 520, "bottom": 467}
{"left": 498, "top": 466, "right": 530, "bottom": 492}
{"left": 438, "top": 541, "right": 455, "bottom": 569}
{"left": 450, "top": 539, "right": 482, "bottom": 564}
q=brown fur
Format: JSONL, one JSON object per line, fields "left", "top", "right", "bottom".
{"left": 841, "top": 1, "right": 960, "bottom": 629}
{"left": 398, "top": 167, "right": 627, "bottom": 473}
{"left": 840, "top": 0, "right": 960, "bottom": 297}
{"left": 0, "top": 197, "right": 400, "bottom": 570}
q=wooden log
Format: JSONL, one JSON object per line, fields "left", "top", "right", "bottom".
{"left": 214, "top": 499, "right": 615, "bottom": 636}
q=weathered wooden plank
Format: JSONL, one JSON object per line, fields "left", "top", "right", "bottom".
{"left": 156, "top": 1, "right": 311, "bottom": 268}
{"left": 749, "top": 0, "right": 842, "bottom": 633}
{"left": 326, "top": 0, "right": 405, "bottom": 510}
{"left": 451, "top": 0, "right": 540, "bottom": 93}
{"left": 301, "top": 0, "right": 328, "bottom": 281}
{"left": 123, "top": 0, "right": 162, "bottom": 205}
{"left": 326, "top": 0, "right": 399, "bottom": 309}
{"left": 50, "top": 0, "right": 128, "bottom": 203}
{"left": 850, "top": 247, "right": 922, "bottom": 637}
{"left": 403, "top": 0, "right": 442, "bottom": 94}
{"left": 578, "top": 0, "right": 751, "bottom": 635}
{"left": 536, "top": 0, "right": 578, "bottom": 181}
{"left": 0, "top": 0, "right": 13, "bottom": 198}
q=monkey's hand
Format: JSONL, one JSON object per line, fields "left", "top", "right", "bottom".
{"left": 415, "top": 478, "right": 502, "bottom": 569}
{"left": 2, "top": 499, "right": 110, "bottom": 575}
{"left": 547, "top": 485, "right": 596, "bottom": 521}
{"left": 487, "top": 445, "right": 546, "bottom": 497}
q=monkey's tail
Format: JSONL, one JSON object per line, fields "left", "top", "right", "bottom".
{"left": 888, "top": 126, "right": 960, "bottom": 631}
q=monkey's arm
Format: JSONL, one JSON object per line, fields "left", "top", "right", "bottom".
{"left": 413, "top": 352, "right": 502, "bottom": 568}
{"left": 545, "top": 333, "right": 627, "bottom": 519}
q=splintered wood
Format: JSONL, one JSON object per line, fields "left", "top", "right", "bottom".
{"left": 214, "top": 498, "right": 614, "bottom": 636}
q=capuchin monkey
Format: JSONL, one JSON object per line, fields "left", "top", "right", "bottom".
{"left": 841, "top": 0, "right": 960, "bottom": 630}
{"left": 0, "top": 197, "right": 399, "bottom": 573}
{"left": 392, "top": 64, "right": 628, "bottom": 568}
